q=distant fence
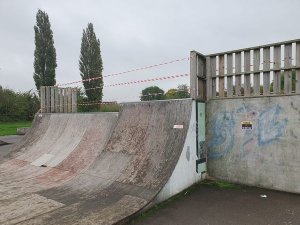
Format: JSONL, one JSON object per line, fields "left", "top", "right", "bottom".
{"left": 190, "top": 39, "right": 300, "bottom": 100}
{"left": 40, "top": 86, "right": 77, "bottom": 113}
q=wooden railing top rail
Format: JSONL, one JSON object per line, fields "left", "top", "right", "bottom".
{"left": 206, "top": 38, "right": 300, "bottom": 57}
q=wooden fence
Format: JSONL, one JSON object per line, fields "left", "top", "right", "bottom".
{"left": 190, "top": 39, "right": 300, "bottom": 100}
{"left": 40, "top": 86, "right": 77, "bottom": 113}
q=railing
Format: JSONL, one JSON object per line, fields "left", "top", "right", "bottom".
{"left": 190, "top": 39, "right": 300, "bottom": 100}
{"left": 40, "top": 86, "right": 77, "bottom": 113}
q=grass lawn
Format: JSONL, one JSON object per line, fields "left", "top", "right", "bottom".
{"left": 0, "top": 121, "right": 32, "bottom": 136}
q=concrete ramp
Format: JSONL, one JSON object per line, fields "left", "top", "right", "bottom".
{"left": 0, "top": 100, "right": 194, "bottom": 225}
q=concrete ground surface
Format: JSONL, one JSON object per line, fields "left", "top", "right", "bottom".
{"left": 132, "top": 181, "right": 300, "bottom": 225}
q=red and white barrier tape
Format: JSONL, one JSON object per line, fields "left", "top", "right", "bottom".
{"left": 84, "top": 73, "right": 189, "bottom": 91}
{"left": 56, "top": 56, "right": 190, "bottom": 86}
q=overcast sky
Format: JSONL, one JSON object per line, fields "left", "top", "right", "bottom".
{"left": 1, "top": 0, "right": 300, "bottom": 101}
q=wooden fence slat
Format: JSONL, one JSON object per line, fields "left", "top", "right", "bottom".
{"left": 219, "top": 55, "right": 225, "bottom": 97}
{"left": 72, "top": 89, "right": 77, "bottom": 113}
{"left": 50, "top": 87, "right": 55, "bottom": 113}
{"left": 253, "top": 49, "right": 260, "bottom": 96}
{"left": 273, "top": 45, "right": 281, "bottom": 94}
{"left": 211, "top": 57, "right": 217, "bottom": 98}
{"left": 67, "top": 87, "right": 72, "bottom": 113}
{"left": 45, "top": 86, "right": 50, "bottom": 113}
{"left": 284, "top": 44, "right": 292, "bottom": 94}
{"left": 60, "top": 89, "right": 64, "bottom": 113}
{"left": 296, "top": 42, "right": 300, "bottom": 94}
{"left": 196, "top": 56, "right": 206, "bottom": 100}
{"left": 235, "top": 52, "right": 242, "bottom": 96}
{"left": 190, "top": 51, "right": 197, "bottom": 99}
{"left": 244, "top": 51, "right": 251, "bottom": 96}
{"left": 54, "top": 86, "right": 59, "bottom": 113}
{"left": 263, "top": 47, "right": 270, "bottom": 95}
{"left": 64, "top": 88, "right": 68, "bottom": 113}
{"left": 206, "top": 57, "right": 212, "bottom": 99}
{"left": 227, "top": 54, "right": 233, "bottom": 97}
{"left": 40, "top": 87, "right": 46, "bottom": 113}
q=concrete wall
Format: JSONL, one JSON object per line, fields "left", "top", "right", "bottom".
{"left": 207, "top": 95, "right": 300, "bottom": 193}
{"left": 156, "top": 101, "right": 204, "bottom": 203}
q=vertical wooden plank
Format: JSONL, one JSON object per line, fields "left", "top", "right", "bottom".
{"left": 50, "top": 87, "right": 55, "bottom": 113}
{"left": 190, "top": 51, "right": 197, "bottom": 99}
{"left": 206, "top": 56, "right": 212, "bottom": 100}
{"left": 273, "top": 45, "right": 281, "bottom": 94}
{"left": 54, "top": 86, "right": 59, "bottom": 113}
{"left": 196, "top": 55, "right": 206, "bottom": 100}
{"left": 296, "top": 42, "right": 300, "bottom": 94}
{"left": 211, "top": 57, "right": 217, "bottom": 98}
{"left": 67, "top": 87, "right": 72, "bottom": 113}
{"left": 235, "top": 52, "right": 242, "bottom": 96}
{"left": 227, "top": 54, "right": 233, "bottom": 97}
{"left": 72, "top": 88, "right": 77, "bottom": 113}
{"left": 40, "top": 86, "right": 46, "bottom": 113}
{"left": 284, "top": 44, "right": 292, "bottom": 94}
{"left": 253, "top": 49, "right": 260, "bottom": 96}
{"left": 59, "top": 88, "right": 64, "bottom": 113}
{"left": 263, "top": 47, "right": 270, "bottom": 95}
{"left": 45, "top": 86, "right": 50, "bottom": 113}
{"left": 218, "top": 55, "right": 224, "bottom": 98}
{"left": 64, "top": 88, "right": 68, "bottom": 113}
{"left": 244, "top": 51, "right": 251, "bottom": 96}
{"left": 197, "top": 79, "right": 206, "bottom": 100}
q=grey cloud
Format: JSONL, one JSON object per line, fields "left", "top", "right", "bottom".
{"left": 0, "top": 0, "right": 299, "bottom": 101}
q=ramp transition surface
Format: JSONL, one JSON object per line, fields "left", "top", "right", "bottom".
{"left": 0, "top": 99, "right": 192, "bottom": 225}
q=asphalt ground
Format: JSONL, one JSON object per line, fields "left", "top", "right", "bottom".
{"left": 0, "top": 135, "right": 22, "bottom": 159}
{"left": 132, "top": 180, "right": 300, "bottom": 225}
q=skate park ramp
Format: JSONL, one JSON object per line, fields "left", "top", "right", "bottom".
{"left": 0, "top": 99, "right": 193, "bottom": 225}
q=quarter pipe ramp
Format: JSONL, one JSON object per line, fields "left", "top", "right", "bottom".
{"left": 0, "top": 99, "right": 200, "bottom": 225}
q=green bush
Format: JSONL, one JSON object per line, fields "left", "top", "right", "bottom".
{"left": 0, "top": 86, "right": 40, "bottom": 122}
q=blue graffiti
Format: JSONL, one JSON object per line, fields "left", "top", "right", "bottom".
{"left": 258, "top": 105, "right": 288, "bottom": 146}
{"left": 208, "top": 111, "right": 235, "bottom": 159}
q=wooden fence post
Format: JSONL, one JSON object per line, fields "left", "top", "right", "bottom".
{"left": 244, "top": 51, "right": 251, "bottom": 96}
{"left": 263, "top": 47, "right": 270, "bottom": 95}
{"left": 227, "top": 54, "right": 233, "bottom": 97}
{"left": 219, "top": 55, "right": 224, "bottom": 98}
{"left": 284, "top": 44, "right": 292, "bottom": 94}
{"left": 190, "top": 51, "right": 197, "bottom": 99}
{"left": 206, "top": 57, "right": 212, "bottom": 100}
{"left": 273, "top": 45, "right": 281, "bottom": 94}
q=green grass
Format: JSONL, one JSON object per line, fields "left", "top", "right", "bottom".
{"left": 0, "top": 121, "right": 32, "bottom": 136}
{"left": 201, "top": 179, "right": 242, "bottom": 189}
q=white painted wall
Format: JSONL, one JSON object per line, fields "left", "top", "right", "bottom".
{"left": 155, "top": 101, "right": 204, "bottom": 203}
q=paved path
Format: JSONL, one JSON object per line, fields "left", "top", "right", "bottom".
{"left": 133, "top": 181, "right": 300, "bottom": 225}
{"left": 0, "top": 135, "right": 23, "bottom": 159}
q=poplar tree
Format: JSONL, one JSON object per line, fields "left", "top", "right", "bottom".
{"left": 33, "top": 9, "right": 57, "bottom": 91}
{"left": 79, "top": 23, "right": 103, "bottom": 102}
